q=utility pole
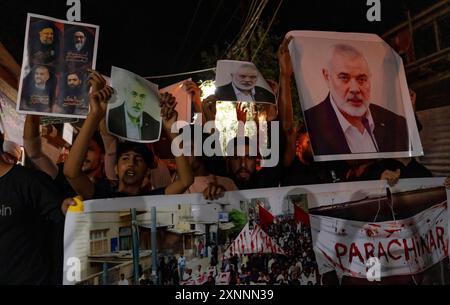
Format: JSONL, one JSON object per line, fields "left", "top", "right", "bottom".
{"left": 151, "top": 207, "right": 159, "bottom": 284}
{"left": 131, "top": 208, "right": 140, "bottom": 285}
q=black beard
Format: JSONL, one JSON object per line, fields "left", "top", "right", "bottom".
{"left": 233, "top": 175, "right": 256, "bottom": 190}
{"left": 65, "top": 85, "right": 83, "bottom": 96}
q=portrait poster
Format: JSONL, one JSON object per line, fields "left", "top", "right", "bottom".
{"left": 107, "top": 66, "right": 162, "bottom": 143}
{"left": 214, "top": 60, "right": 276, "bottom": 104}
{"left": 17, "top": 13, "right": 99, "bottom": 118}
{"left": 287, "top": 31, "right": 423, "bottom": 162}
{"left": 0, "top": 91, "right": 25, "bottom": 146}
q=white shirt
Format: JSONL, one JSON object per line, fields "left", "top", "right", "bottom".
{"left": 329, "top": 95, "right": 379, "bottom": 153}
{"left": 124, "top": 102, "right": 143, "bottom": 140}
{"left": 232, "top": 82, "right": 256, "bottom": 102}
{"left": 118, "top": 279, "right": 129, "bottom": 285}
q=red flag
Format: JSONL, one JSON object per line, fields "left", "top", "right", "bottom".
{"left": 294, "top": 204, "right": 310, "bottom": 227}
{"left": 258, "top": 204, "right": 274, "bottom": 228}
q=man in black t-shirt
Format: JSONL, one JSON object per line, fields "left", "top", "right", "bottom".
{"left": 0, "top": 135, "right": 67, "bottom": 284}
{"left": 63, "top": 72, "right": 193, "bottom": 199}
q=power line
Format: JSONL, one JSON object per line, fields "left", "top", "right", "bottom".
{"left": 213, "top": 3, "right": 242, "bottom": 48}
{"left": 221, "top": 0, "right": 263, "bottom": 59}
{"left": 251, "top": 0, "right": 284, "bottom": 62}
{"left": 143, "top": 67, "right": 215, "bottom": 79}
{"left": 182, "top": 0, "right": 225, "bottom": 70}
{"left": 237, "top": 0, "right": 269, "bottom": 58}
{"left": 172, "top": 0, "right": 204, "bottom": 72}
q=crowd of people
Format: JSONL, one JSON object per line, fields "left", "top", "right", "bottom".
{"left": 1, "top": 35, "right": 449, "bottom": 285}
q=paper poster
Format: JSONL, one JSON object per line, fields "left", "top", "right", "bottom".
{"left": 0, "top": 91, "right": 25, "bottom": 146}
{"left": 107, "top": 66, "right": 162, "bottom": 143}
{"left": 215, "top": 60, "right": 276, "bottom": 104}
{"left": 17, "top": 13, "right": 99, "bottom": 118}
{"left": 287, "top": 31, "right": 423, "bottom": 162}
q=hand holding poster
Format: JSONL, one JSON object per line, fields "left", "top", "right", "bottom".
{"left": 107, "top": 66, "right": 162, "bottom": 143}
{"left": 17, "top": 13, "right": 99, "bottom": 118}
{"left": 287, "top": 31, "right": 423, "bottom": 161}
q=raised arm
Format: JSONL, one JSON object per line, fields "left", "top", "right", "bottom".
{"left": 99, "top": 117, "right": 118, "bottom": 181}
{"left": 23, "top": 114, "right": 59, "bottom": 178}
{"left": 159, "top": 92, "right": 194, "bottom": 195}
{"left": 277, "top": 36, "right": 296, "bottom": 167}
{"left": 184, "top": 80, "right": 203, "bottom": 119}
{"left": 63, "top": 71, "right": 113, "bottom": 199}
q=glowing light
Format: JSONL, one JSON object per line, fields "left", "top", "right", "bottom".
{"left": 199, "top": 80, "right": 216, "bottom": 100}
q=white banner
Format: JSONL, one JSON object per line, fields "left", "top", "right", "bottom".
{"left": 311, "top": 201, "right": 448, "bottom": 278}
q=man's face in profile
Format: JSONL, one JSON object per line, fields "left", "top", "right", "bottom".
{"left": 39, "top": 27, "right": 54, "bottom": 45}
{"left": 126, "top": 82, "right": 146, "bottom": 117}
{"left": 34, "top": 67, "right": 50, "bottom": 86}
{"left": 74, "top": 31, "right": 86, "bottom": 51}
{"left": 67, "top": 73, "right": 81, "bottom": 88}
{"left": 323, "top": 53, "right": 371, "bottom": 118}
{"left": 82, "top": 139, "right": 103, "bottom": 174}
{"left": 231, "top": 66, "right": 258, "bottom": 92}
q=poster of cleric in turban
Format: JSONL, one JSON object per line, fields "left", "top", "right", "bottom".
{"left": 17, "top": 13, "right": 99, "bottom": 118}
{"left": 287, "top": 31, "right": 423, "bottom": 162}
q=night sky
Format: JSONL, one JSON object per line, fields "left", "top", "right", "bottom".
{"left": 1, "top": 0, "right": 438, "bottom": 85}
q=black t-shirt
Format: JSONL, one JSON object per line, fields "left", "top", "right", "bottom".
{"left": 55, "top": 163, "right": 77, "bottom": 198}
{"left": 0, "top": 165, "right": 64, "bottom": 284}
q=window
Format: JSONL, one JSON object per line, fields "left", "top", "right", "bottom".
{"left": 119, "top": 227, "right": 132, "bottom": 251}
{"left": 90, "top": 229, "right": 109, "bottom": 255}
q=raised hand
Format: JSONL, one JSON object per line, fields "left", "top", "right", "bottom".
{"left": 202, "top": 94, "right": 217, "bottom": 122}
{"left": 160, "top": 92, "right": 178, "bottom": 133}
{"left": 278, "top": 36, "right": 293, "bottom": 77}
{"left": 87, "top": 70, "right": 113, "bottom": 118}
{"left": 88, "top": 69, "right": 107, "bottom": 92}
{"left": 184, "top": 80, "right": 202, "bottom": 99}
{"left": 236, "top": 102, "right": 249, "bottom": 122}
{"left": 381, "top": 169, "right": 401, "bottom": 187}
{"left": 203, "top": 177, "right": 226, "bottom": 201}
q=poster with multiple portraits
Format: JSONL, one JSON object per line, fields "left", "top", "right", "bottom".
{"left": 16, "top": 13, "right": 99, "bottom": 118}
{"left": 287, "top": 31, "right": 423, "bottom": 162}
{"left": 63, "top": 178, "right": 449, "bottom": 285}
{"left": 107, "top": 66, "right": 162, "bottom": 143}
